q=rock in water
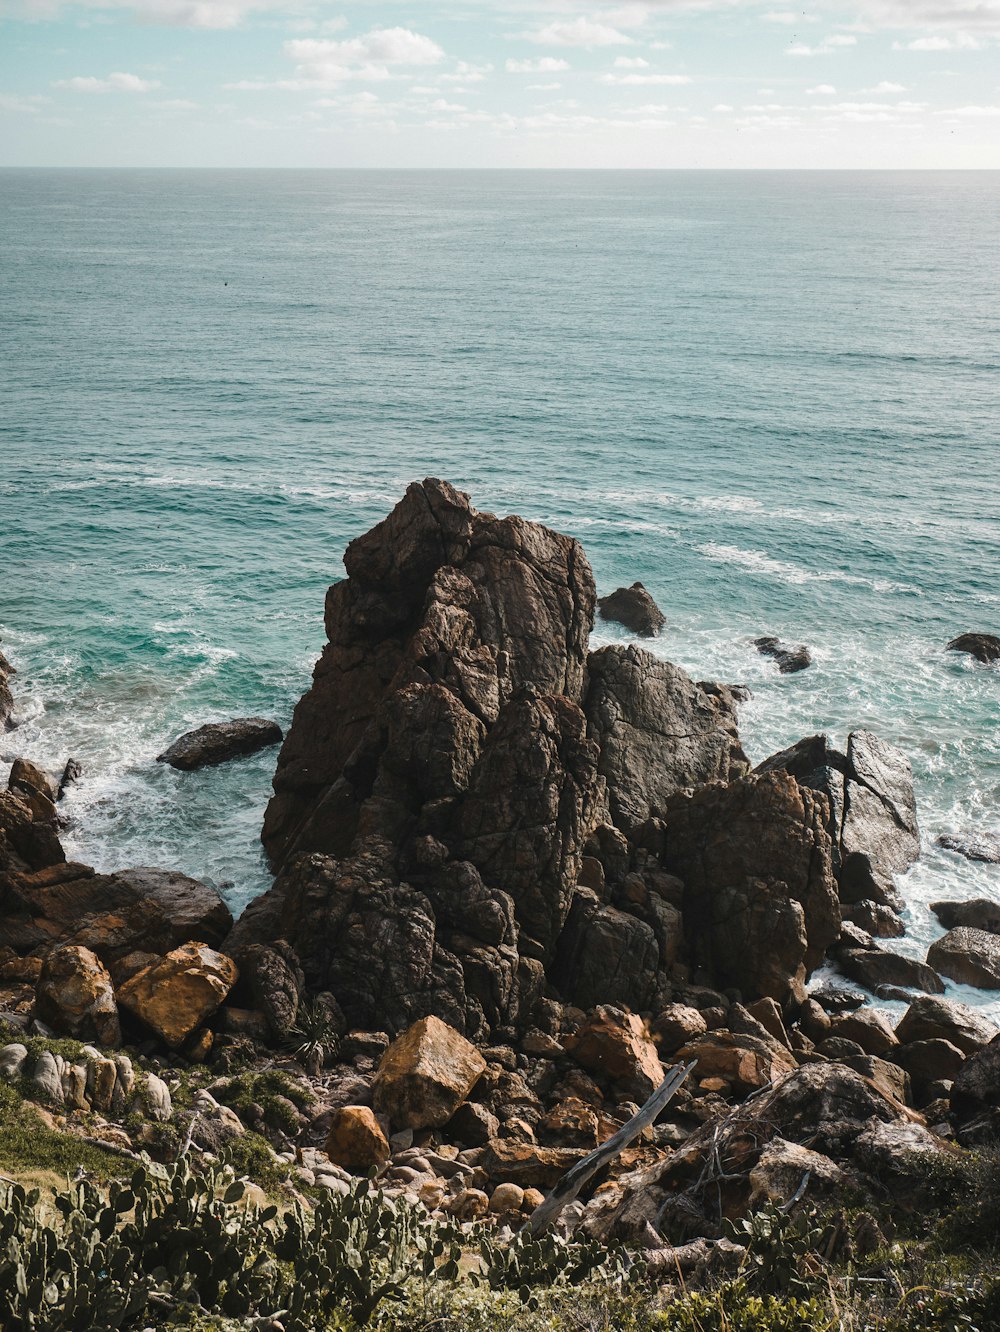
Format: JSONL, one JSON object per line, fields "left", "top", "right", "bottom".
{"left": 583, "top": 645, "right": 747, "bottom": 838}
{"left": 753, "top": 636, "right": 812, "bottom": 673}
{"left": 0, "top": 645, "right": 15, "bottom": 731}
{"left": 596, "top": 583, "right": 666, "bottom": 637}
{"left": 931, "top": 898, "right": 1000, "bottom": 933}
{"left": 927, "top": 927, "right": 1000, "bottom": 989}
{"left": 946, "top": 633, "right": 1000, "bottom": 665}
{"left": 936, "top": 833, "right": 1000, "bottom": 865}
{"left": 372, "top": 1015, "right": 486, "bottom": 1130}
{"left": 117, "top": 942, "right": 238, "bottom": 1047}
{"left": 157, "top": 718, "right": 283, "bottom": 771}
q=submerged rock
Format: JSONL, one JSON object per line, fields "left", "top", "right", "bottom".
{"left": 157, "top": 718, "right": 283, "bottom": 771}
{"left": 946, "top": 633, "right": 1000, "bottom": 665}
{"left": 753, "top": 636, "right": 812, "bottom": 674}
{"left": 596, "top": 582, "right": 666, "bottom": 637}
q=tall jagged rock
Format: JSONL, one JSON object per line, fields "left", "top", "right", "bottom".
{"left": 233, "top": 481, "right": 764, "bottom": 1036}
{"left": 0, "top": 645, "right": 15, "bottom": 732}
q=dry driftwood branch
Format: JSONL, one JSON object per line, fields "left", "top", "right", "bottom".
{"left": 523, "top": 1060, "right": 696, "bottom": 1237}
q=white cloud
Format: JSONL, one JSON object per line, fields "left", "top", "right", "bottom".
{"left": 54, "top": 71, "right": 160, "bottom": 92}
{"left": 866, "top": 80, "right": 907, "bottom": 92}
{"left": 613, "top": 56, "right": 650, "bottom": 67}
{"left": 897, "top": 33, "right": 984, "bottom": 50}
{"left": 505, "top": 57, "right": 570, "bottom": 73}
{"left": 2, "top": 0, "right": 317, "bottom": 28}
{"left": 439, "top": 61, "right": 492, "bottom": 84}
{"left": 599, "top": 71, "right": 693, "bottom": 84}
{"left": 0, "top": 91, "right": 48, "bottom": 112}
{"left": 787, "top": 33, "right": 858, "bottom": 55}
{"left": 523, "top": 18, "right": 634, "bottom": 47}
{"left": 276, "top": 28, "right": 445, "bottom": 88}
{"left": 763, "top": 10, "right": 818, "bottom": 22}
{"left": 806, "top": 83, "right": 837, "bottom": 93}
{"left": 712, "top": 102, "right": 734, "bottom": 111}
{"left": 945, "top": 102, "right": 1000, "bottom": 114}
{"left": 153, "top": 97, "right": 197, "bottom": 109}
{"left": 429, "top": 98, "right": 466, "bottom": 112}
{"left": 527, "top": 81, "right": 562, "bottom": 89}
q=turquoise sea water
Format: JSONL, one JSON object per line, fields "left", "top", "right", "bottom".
{"left": 1, "top": 169, "right": 998, "bottom": 1010}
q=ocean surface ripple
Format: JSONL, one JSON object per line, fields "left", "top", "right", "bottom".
{"left": 2, "top": 169, "right": 998, "bottom": 1014}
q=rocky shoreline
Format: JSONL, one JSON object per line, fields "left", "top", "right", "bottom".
{"left": 2, "top": 479, "right": 1000, "bottom": 1313}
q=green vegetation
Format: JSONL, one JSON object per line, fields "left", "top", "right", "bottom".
{"left": 0, "top": 1083, "right": 123, "bottom": 1182}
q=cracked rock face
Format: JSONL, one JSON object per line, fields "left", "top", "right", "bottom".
{"left": 584, "top": 644, "right": 748, "bottom": 839}
{"left": 757, "top": 730, "right": 919, "bottom": 910}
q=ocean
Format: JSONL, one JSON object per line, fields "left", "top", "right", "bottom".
{"left": 1, "top": 169, "right": 998, "bottom": 1013}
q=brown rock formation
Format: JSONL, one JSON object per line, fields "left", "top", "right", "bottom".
{"left": 596, "top": 582, "right": 666, "bottom": 637}
{"left": 117, "top": 942, "right": 238, "bottom": 1048}
{"left": 373, "top": 1015, "right": 486, "bottom": 1131}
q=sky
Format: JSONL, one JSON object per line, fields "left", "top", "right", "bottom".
{"left": 2, "top": 0, "right": 1000, "bottom": 166}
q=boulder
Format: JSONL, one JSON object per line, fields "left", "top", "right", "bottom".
{"left": 325, "top": 1106, "right": 390, "bottom": 1174}
{"left": 936, "top": 834, "right": 1000, "bottom": 866}
{"left": 840, "top": 1054, "right": 911, "bottom": 1105}
{"left": 951, "top": 1041, "right": 1000, "bottom": 1119}
{"left": 156, "top": 718, "right": 283, "bottom": 770}
{"left": 57, "top": 759, "right": 82, "bottom": 801}
{"left": 373, "top": 1015, "right": 486, "bottom": 1130}
{"left": 35, "top": 944, "right": 120, "bottom": 1046}
{"left": 596, "top": 583, "right": 666, "bottom": 637}
{"left": 891, "top": 1039, "right": 965, "bottom": 1091}
{"left": 489, "top": 1182, "right": 525, "bottom": 1214}
{"left": 844, "top": 900, "right": 905, "bottom": 939}
{"left": 9, "top": 758, "right": 58, "bottom": 807}
{"left": 652, "top": 1004, "right": 708, "bottom": 1054}
{"left": 662, "top": 769, "right": 840, "bottom": 1003}
{"left": 675, "top": 1031, "right": 797, "bottom": 1097}
{"left": 828, "top": 1009, "right": 898, "bottom": 1057}
{"left": 753, "top": 637, "right": 812, "bottom": 674}
{"left": 748, "top": 1138, "right": 850, "bottom": 1209}
{"left": 837, "top": 946, "right": 944, "bottom": 996}
{"left": 563, "top": 1006, "right": 664, "bottom": 1100}
{"left": 117, "top": 943, "right": 238, "bottom": 1048}
{"left": 482, "top": 1139, "right": 585, "bottom": 1189}
{"left": 931, "top": 899, "right": 1000, "bottom": 934}
{"left": 583, "top": 645, "right": 747, "bottom": 838}
{"left": 894, "top": 995, "right": 997, "bottom": 1056}
{"left": 927, "top": 928, "right": 1000, "bottom": 989}
{"left": 946, "top": 633, "right": 1000, "bottom": 665}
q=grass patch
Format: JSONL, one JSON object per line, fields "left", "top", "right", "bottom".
{"left": 0, "top": 1082, "right": 125, "bottom": 1183}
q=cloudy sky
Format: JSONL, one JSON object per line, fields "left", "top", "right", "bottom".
{"left": 2, "top": 0, "right": 1000, "bottom": 166}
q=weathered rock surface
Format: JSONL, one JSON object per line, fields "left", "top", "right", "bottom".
{"left": 758, "top": 730, "right": 919, "bottom": 909}
{"left": 931, "top": 898, "right": 1000, "bottom": 934}
{"left": 596, "top": 583, "right": 666, "bottom": 637}
{"left": 676, "top": 1031, "right": 797, "bottom": 1097}
{"left": 583, "top": 645, "right": 747, "bottom": 838}
{"left": 325, "top": 1105, "right": 390, "bottom": 1174}
{"left": 551, "top": 891, "right": 660, "bottom": 1012}
{"left": 895, "top": 995, "right": 997, "bottom": 1056}
{"left": 233, "top": 941, "right": 303, "bottom": 1041}
{"left": 946, "top": 633, "right": 1000, "bottom": 665}
{"left": 158, "top": 718, "right": 283, "bottom": 771}
{"left": 8, "top": 758, "right": 59, "bottom": 824}
{"left": 950, "top": 1041, "right": 1000, "bottom": 1119}
{"left": 0, "top": 646, "right": 15, "bottom": 731}
{"left": 564, "top": 1006, "right": 664, "bottom": 1100}
{"left": 753, "top": 636, "right": 812, "bottom": 674}
{"left": 927, "top": 927, "right": 1000, "bottom": 989}
{"left": 117, "top": 943, "right": 238, "bottom": 1048}
{"left": 35, "top": 944, "right": 120, "bottom": 1046}
{"left": 373, "top": 1016, "right": 486, "bottom": 1130}
{"left": 661, "top": 769, "right": 840, "bottom": 1003}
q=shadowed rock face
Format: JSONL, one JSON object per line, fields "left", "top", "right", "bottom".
{"left": 157, "top": 718, "right": 282, "bottom": 771}
{"left": 0, "top": 646, "right": 15, "bottom": 732}
{"left": 596, "top": 583, "right": 665, "bottom": 637}
{"left": 946, "top": 633, "right": 1000, "bottom": 665}
{"left": 583, "top": 645, "right": 748, "bottom": 840}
